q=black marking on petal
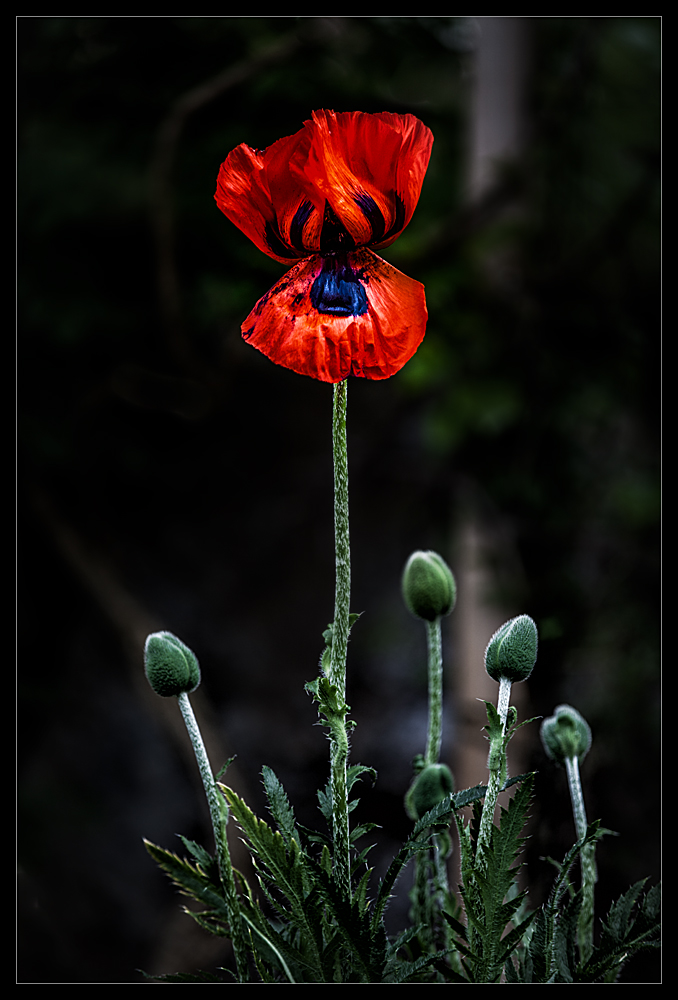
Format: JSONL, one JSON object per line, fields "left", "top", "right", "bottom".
{"left": 310, "top": 255, "right": 368, "bottom": 316}
{"left": 355, "top": 191, "right": 385, "bottom": 244}
{"left": 319, "top": 203, "right": 356, "bottom": 253}
{"left": 289, "top": 200, "right": 315, "bottom": 253}
{"left": 380, "top": 191, "right": 407, "bottom": 244}
{"left": 264, "top": 220, "right": 300, "bottom": 260}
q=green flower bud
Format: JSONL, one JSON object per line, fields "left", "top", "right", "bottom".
{"left": 405, "top": 762, "right": 455, "bottom": 821}
{"left": 402, "top": 550, "right": 457, "bottom": 622}
{"left": 484, "top": 614, "right": 538, "bottom": 683}
{"left": 540, "top": 704, "right": 592, "bottom": 765}
{"left": 144, "top": 631, "right": 201, "bottom": 698}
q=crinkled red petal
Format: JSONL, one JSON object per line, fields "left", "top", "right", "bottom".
{"left": 215, "top": 129, "right": 316, "bottom": 264}
{"left": 215, "top": 110, "right": 433, "bottom": 261}
{"left": 240, "top": 249, "right": 427, "bottom": 383}
{"left": 300, "top": 110, "right": 433, "bottom": 250}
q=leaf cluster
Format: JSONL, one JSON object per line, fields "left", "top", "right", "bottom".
{"left": 508, "top": 860, "right": 661, "bottom": 984}
{"left": 143, "top": 693, "right": 659, "bottom": 983}
{"left": 144, "top": 764, "right": 459, "bottom": 983}
{"left": 144, "top": 759, "right": 659, "bottom": 983}
{"left": 446, "top": 774, "right": 538, "bottom": 982}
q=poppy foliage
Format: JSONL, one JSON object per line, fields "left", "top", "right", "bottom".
{"left": 215, "top": 110, "right": 433, "bottom": 382}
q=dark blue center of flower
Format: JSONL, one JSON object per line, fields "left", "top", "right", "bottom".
{"left": 310, "top": 255, "right": 368, "bottom": 316}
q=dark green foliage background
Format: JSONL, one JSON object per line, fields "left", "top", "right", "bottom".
{"left": 18, "top": 17, "right": 659, "bottom": 982}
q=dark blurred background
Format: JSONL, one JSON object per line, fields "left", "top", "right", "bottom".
{"left": 18, "top": 17, "right": 660, "bottom": 983}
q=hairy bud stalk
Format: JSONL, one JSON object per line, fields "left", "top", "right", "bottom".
{"left": 144, "top": 632, "right": 249, "bottom": 980}
{"left": 541, "top": 705, "right": 596, "bottom": 963}
{"left": 476, "top": 616, "right": 538, "bottom": 868}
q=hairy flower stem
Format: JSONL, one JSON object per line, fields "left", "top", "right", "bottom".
{"left": 565, "top": 754, "right": 596, "bottom": 964}
{"left": 330, "top": 379, "right": 350, "bottom": 697}
{"left": 497, "top": 675, "right": 511, "bottom": 729}
{"left": 476, "top": 677, "right": 512, "bottom": 866}
{"left": 424, "top": 619, "right": 443, "bottom": 765}
{"left": 177, "top": 692, "right": 250, "bottom": 981}
{"left": 413, "top": 618, "right": 451, "bottom": 952}
{"left": 330, "top": 379, "right": 352, "bottom": 899}
{"left": 426, "top": 618, "right": 452, "bottom": 915}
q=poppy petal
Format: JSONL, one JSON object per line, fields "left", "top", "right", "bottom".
{"left": 215, "top": 110, "right": 433, "bottom": 262}
{"left": 215, "top": 128, "right": 320, "bottom": 263}
{"left": 240, "top": 249, "right": 427, "bottom": 383}
{"left": 299, "top": 110, "right": 433, "bottom": 251}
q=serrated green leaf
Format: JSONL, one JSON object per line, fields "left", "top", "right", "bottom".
{"left": 519, "top": 821, "right": 616, "bottom": 984}
{"left": 526, "top": 908, "right": 550, "bottom": 983}
{"left": 384, "top": 948, "right": 450, "bottom": 983}
{"left": 579, "top": 880, "right": 662, "bottom": 983}
{"left": 305, "top": 675, "right": 349, "bottom": 721}
{"left": 500, "top": 772, "right": 534, "bottom": 792}
{"left": 350, "top": 823, "right": 380, "bottom": 847}
{"left": 215, "top": 755, "right": 236, "bottom": 781}
{"left": 551, "top": 889, "right": 582, "bottom": 983}
{"left": 317, "top": 781, "right": 334, "bottom": 829}
{"left": 320, "top": 842, "right": 332, "bottom": 877}
{"left": 352, "top": 847, "right": 376, "bottom": 875}
{"left": 176, "top": 834, "right": 214, "bottom": 871}
{"left": 451, "top": 775, "right": 535, "bottom": 982}
{"left": 354, "top": 867, "right": 372, "bottom": 916}
{"left": 185, "top": 906, "right": 232, "bottom": 939}
{"left": 261, "top": 765, "right": 300, "bottom": 849}
{"left": 238, "top": 905, "right": 299, "bottom": 983}
{"left": 371, "top": 798, "right": 454, "bottom": 934}
{"left": 441, "top": 908, "right": 468, "bottom": 945}
{"left": 496, "top": 903, "right": 538, "bottom": 967}
{"left": 643, "top": 881, "right": 661, "bottom": 923}
{"left": 220, "top": 785, "right": 327, "bottom": 979}
{"left": 601, "top": 878, "right": 645, "bottom": 942}
{"left": 347, "top": 763, "right": 377, "bottom": 794}
{"left": 307, "top": 861, "right": 387, "bottom": 983}
{"left": 482, "top": 700, "right": 503, "bottom": 741}
{"left": 143, "top": 839, "right": 230, "bottom": 925}
{"left": 450, "top": 783, "right": 488, "bottom": 810}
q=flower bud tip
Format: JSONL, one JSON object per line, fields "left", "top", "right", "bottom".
{"left": 401, "top": 550, "right": 456, "bottom": 622}
{"left": 540, "top": 704, "right": 592, "bottom": 765}
{"left": 405, "top": 762, "right": 455, "bottom": 821}
{"left": 484, "top": 614, "right": 538, "bottom": 683}
{"left": 144, "top": 631, "right": 201, "bottom": 698}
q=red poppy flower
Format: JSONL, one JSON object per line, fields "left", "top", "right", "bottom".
{"left": 215, "top": 110, "right": 433, "bottom": 383}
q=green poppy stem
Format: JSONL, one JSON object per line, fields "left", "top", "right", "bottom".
{"left": 425, "top": 617, "right": 453, "bottom": 930}
{"left": 497, "top": 675, "right": 512, "bottom": 730}
{"left": 424, "top": 618, "right": 443, "bottom": 766}
{"left": 329, "top": 379, "right": 352, "bottom": 899}
{"left": 565, "top": 753, "right": 596, "bottom": 964}
{"left": 412, "top": 616, "right": 452, "bottom": 955}
{"left": 476, "top": 676, "right": 512, "bottom": 865}
{"left": 177, "top": 692, "right": 250, "bottom": 981}
{"left": 330, "top": 379, "right": 350, "bottom": 698}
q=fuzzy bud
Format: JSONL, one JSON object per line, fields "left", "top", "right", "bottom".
{"left": 484, "top": 614, "right": 538, "bottom": 683}
{"left": 540, "top": 704, "right": 592, "bottom": 765}
{"left": 144, "top": 631, "right": 201, "bottom": 698}
{"left": 405, "top": 762, "right": 455, "bottom": 821}
{"left": 401, "top": 550, "right": 456, "bottom": 622}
